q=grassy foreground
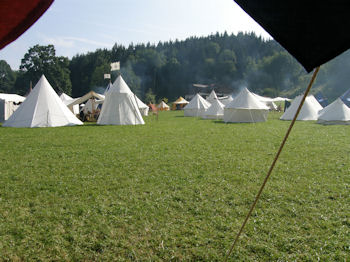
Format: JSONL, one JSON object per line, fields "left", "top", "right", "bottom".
{"left": 0, "top": 111, "right": 349, "bottom": 261}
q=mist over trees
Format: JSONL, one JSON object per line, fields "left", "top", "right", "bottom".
{"left": 2, "top": 32, "right": 350, "bottom": 102}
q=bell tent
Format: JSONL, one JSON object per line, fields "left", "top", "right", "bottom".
{"left": 184, "top": 93, "right": 211, "bottom": 117}
{"left": 97, "top": 75, "right": 144, "bottom": 125}
{"left": 224, "top": 88, "right": 269, "bottom": 123}
{"left": 3, "top": 75, "right": 83, "bottom": 127}
{"left": 317, "top": 98, "right": 350, "bottom": 125}
{"left": 203, "top": 98, "right": 225, "bottom": 119}
{"left": 280, "top": 95, "right": 323, "bottom": 121}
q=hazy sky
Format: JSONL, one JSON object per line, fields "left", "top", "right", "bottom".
{"left": 0, "top": 0, "right": 271, "bottom": 70}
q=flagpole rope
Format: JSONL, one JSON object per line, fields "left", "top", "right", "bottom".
{"left": 224, "top": 66, "right": 321, "bottom": 261}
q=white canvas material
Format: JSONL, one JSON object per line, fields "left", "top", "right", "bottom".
{"left": 280, "top": 95, "right": 323, "bottom": 121}
{"left": 317, "top": 98, "right": 350, "bottom": 125}
{"left": 59, "top": 93, "right": 80, "bottom": 114}
{"left": 184, "top": 93, "right": 211, "bottom": 117}
{"left": 219, "top": 95, "right": 233, "bottom": 106}
{"left": 3, "top": 75, "right": 83, "bottom": 127}
{"left": 206, "top": 90, "right": 218, "bottom": 104}
{"left": 97, "top": 75, "right": 145, "bottom": 125}
{"left": 224, "top": 88, "right": 269, "bottom": 123}
{"left": 134, "top": 95, "right": 149, "bottom": 116}
{"left": 203, "top": 98, "right": 225, "bottom": 119}
{"left": 0, "top": 93, "right": 26, "bottom": 122}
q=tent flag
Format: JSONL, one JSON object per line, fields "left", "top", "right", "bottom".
{"left": 233, "top": 1, "right": 350, "bottom": 72}
{"left": 110, "top": 61, "right": 120, "bottom": 71}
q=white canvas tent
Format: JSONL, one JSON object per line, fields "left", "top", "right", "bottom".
{"left": 206, "top": 90, "right": 218, "bottom": 104}
{"left": 134, "top": 95, "right": 149, "bottom": 116}
{"left": 184, "top": 93, "right": 211, "bottom": 117}
{"left": 203, "top": 98, "right": 225, "bottom": 119}
{"left": 224, "top": 88, "right": 269, "bottom": 123}
{"left": 59, "top": 93, "right": 80, "bottom": 115}
{"left": 3, "top": 75, "right": 83, "bottom": 127}
{"left": 219, "top": 95, "right": 234, "bottom": 106}
{"left": 317, "top": 98, "right": 350, "bottom": 125}
{"left": 280, "top": 95, "right": 323, "bottom": 120}
{"left": 97, "top": 75, "right": 145, "bottom": 125}
{"left": 252, "top": 93, "right": 290, "bottom": 110}
{"left": 0, "top": 93, "right": 26, "bottom": 122}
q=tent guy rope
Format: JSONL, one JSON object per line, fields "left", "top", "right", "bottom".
{"left": 224, "top": 66, "right": 321, "bottom": 261}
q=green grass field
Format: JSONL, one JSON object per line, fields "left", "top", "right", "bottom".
{"left": 0, "top": 111, "right": 349, "bottom": 261}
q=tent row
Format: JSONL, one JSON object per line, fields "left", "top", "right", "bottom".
{"left": 184, "top": 89, "right": 350, "bottom": 125}
{"left": 3, "top": 75, "right": 350, "bottom": 127}
{"left": 2, "top": 75, "right": 146, "bottom": 127}
{"left": 184, "top": 88, "right": 270, "bottom": 122}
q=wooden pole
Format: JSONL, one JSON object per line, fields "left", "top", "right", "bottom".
{"left": 224, "top": 66, "right": 321, "bottom": 261}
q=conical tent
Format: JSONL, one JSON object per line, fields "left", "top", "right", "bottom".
{"left": 97, "top": 75, "right": 144, "bottom": 125}
{"left": 157, "top": 101, "right": 170, "bottom": 111}
{"left": 206, "top": 90, "right": 218, "bottom": 104}
{"left": 203, "top": 98, "right": 225, "bottom": 119}
{"left": 280, "top": 95, "right": 323, "bottom": 121}
{"left": 224, "top": 88, "right": 269, "bottom": 123}
{"left": 3, "top": 75, "right": 83, "bottom": 127}
{"left": 317, "top": 98, "right": 350, "bottom": 125}
{"left": 184, "top": 93, "right": 211, "bottom": 117}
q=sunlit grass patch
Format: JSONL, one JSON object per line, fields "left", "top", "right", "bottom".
{"left": 0, "top": 111, "right": 349, "bottom": 260}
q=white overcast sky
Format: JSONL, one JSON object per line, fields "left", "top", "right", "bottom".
{"left": 0, "top": 0, "right": 271, "bottom": 70}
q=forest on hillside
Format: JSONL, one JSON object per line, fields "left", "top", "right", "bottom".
{"left": 1, "top": 32, "right": 350, "bottom": 103}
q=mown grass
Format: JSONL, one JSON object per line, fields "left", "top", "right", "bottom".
{"left": 0, "top": 111, "right": 349, "bottom": 261}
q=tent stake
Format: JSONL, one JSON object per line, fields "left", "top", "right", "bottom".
{"left": 224, "top": 66, "right": 320, "bottom": 261}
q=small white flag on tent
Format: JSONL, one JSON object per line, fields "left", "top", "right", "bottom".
{"left": 104, "top": 74, "right": 111, "bottom": 79}
{"left": 110, "top": 61, "right": 120, "bottom": 71}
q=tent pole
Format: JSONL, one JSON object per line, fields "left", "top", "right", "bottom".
{"left": 224, "top": 66, "right": 320, "bottom": 261}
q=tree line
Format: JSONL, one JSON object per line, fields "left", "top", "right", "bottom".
{"left": 1, "top": 31, "right": 350, "bottom": 103}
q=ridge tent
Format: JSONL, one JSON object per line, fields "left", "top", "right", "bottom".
{"left": 59, "top": 93, "right": 80, "bottom": 115}
{"left": 317, "top": 98, "right": 350, "bottom": 125}
{"left": 203, "top": 98, "right": 225, "bottom": 120}
{"left": 219, "top": 95, "right": 234, "bottom": 106}
{"left": 280, "top": 95, "right": 323, "bottom": 121}
{"left": 97, "top": 75, "right": 144, "bottom": 125}
{"left": 224, "top": 88, "right": 269, "bottom": 123}
{"left": 67, "top": 91, "right": 105, "bottom": 109}
{"left": 184, "top": 93, "right": 211, "bottom": 117}
{"left": 157, "top": 101, "right": 170, "bottom": 111}
{"left": 0, "top": 93, "right": 26, "bottom": 122}
{"left": 172, "top": 96, "right": 189, "bottom": 110}
{"left": 206, "top": 90, "right": 218, "bottom": 104}
{"left": 3, "top": 75, "right": 83, "bottom": 127}
{"left": 252, "top": 93, "right": 278, "bottom": 110}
